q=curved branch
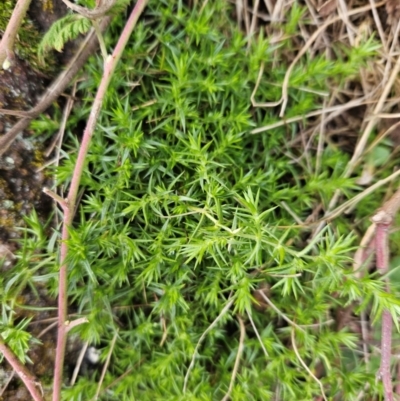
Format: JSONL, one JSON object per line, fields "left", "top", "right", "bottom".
{"left": 0, "top": 17, "right": 111, "bottom": 156}
{"left": 0, "top": 0, "right": 32, "bottom": 69}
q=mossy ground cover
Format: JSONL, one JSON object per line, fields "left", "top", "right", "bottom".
{"left": 2, "top": 1, "right": 400, "bottom": 400}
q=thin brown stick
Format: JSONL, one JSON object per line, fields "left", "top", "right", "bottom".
{"left": 271, "top": 0, "right": 285, "bottom": 22}
{"left": 369, "top": 187, "right": 400, "bottom": 401}
{"left": 315, "top": 99, "right": 327, "bottom": 175}
{"left": 0, "top": 17, "right": 111, "bottom": 156}
{"left": 42, "top": 187, "right": 69, "bottom": 210}
{"left": 369, "top": 0, "right": 387, "bottom": 52}
{"left": 0, "top": 109, "right": 32, "bottom": 117}
{"left": 248, "top": 0, "right": 260, "bottom": 42}
{"left": 51, "top": 2, "right": 149, "bottom": 400}
{"left": 0, "top": 0, "right": 32, "bottom": 68}
{"left": 262, "top": 0, "right": 273, "bottom": 15}
{"left": 88, "top": 358, "right": 144, "bottom": 401}
{"left": 365, "top": 121, "right": 400, "bottom": 157}
{"left": 37, "top": 321, "right": 59, "bottom": 343}
{"left": 65, "top": 317, "right": 89, "bottom": 333}
{"left": 353, "top": 223, "right": 375, "bottom": 276}
{"left": 242, "top": 0, "right": 250, "bottom": 36}
{"left": 235, "top": 0, "right": 243, "bottom": 27}
{"left": 159, "top": 314, "right": 168, "bottom": 346}
{"left": 0, "top": 337, "right": 44, "bottom": 401}
{"left": 360, "top": 310, "right": 370, "bottom": 366}
{"left": 250, "top": 95, "right": 372, "bottom": 134}
{"left": 45, "top": 80, "right": 79, "bottom": 157}
{"left": 317, "top": 169, "right": 400, "bottom": 224}
{"left": 337, "top": 0, "right": 355, "bottom": 45}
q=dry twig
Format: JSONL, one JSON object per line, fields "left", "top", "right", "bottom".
{"left": 0, "top": 337, "right": 44, "bottom": 401}
{"left": 0, "top": 0, "right": 32, "bottom": 69}
{"left": 49, "top": 2, "right": 149, "bottom": 399}
{"left": 0, "top": 17, "right": 111, "bottom": 156}
{"left": 373, "top": 189, "right": 400, "bottom": 398}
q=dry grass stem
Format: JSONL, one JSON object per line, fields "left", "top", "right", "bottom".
{"left": 93, "top": 331, "right": 118, "bottom": 400}
{"left": 345, "top": 22, "right": 400, "bottom": 177}
{"left": 369, "top": 0, "right": 387, "bottom": 52}
{"left": 221, "top": 316, "right": 246, "bottom": 401}
{"left": 250, "top": 2, "right": 385, "bottom": 119}
{"left": 45, "top": 80, "right": 79, "bottom": 157}
{"left": 70, "top": 341, "right": 89, "bottom": 386}
{"left": 257, "top": 290, "right": 305, "bottom": 333}
{"left": 247, "top": 311, "right": 269, "bottom": 357}
{"left": 324, "top": 169, "right": 400, "bottom": 222}
{"left": 291, "top": 329, "right": 328, "bottom": 401}
{"left": 183, "top": 298, "right": 235, "bottom": 393}
{"left": 248, "top": 0, "right": 260, "bottom": 42}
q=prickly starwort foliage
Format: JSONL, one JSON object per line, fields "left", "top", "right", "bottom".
{"left": 2, "top": 1, "right": 397, "bottom": 400}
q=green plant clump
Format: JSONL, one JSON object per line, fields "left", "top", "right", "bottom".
{"left": 3, "top": 1, "right": 398, "bottom": 400}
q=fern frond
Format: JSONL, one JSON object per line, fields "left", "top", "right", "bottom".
{"left": 38, "top": 14, "right": 92, "bottom": 64}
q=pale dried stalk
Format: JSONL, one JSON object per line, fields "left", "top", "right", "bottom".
{"left": 183, "top": 298, "right": 235, "bottom": 393}
{"left": 221, "top": 317, "right": 245, "bottom": 401}
{"left": 93, "top": 332, "right": 118, "bottom": 400}
{"left": 249, "top": 1, "right": 385, "bottom": 118}
{"left": 291, "top": 329, "right": 327, "bottom": 401}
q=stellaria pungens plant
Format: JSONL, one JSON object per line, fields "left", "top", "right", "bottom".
{"left": 2, "top": 1, "right": 400, "bottom": 400}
